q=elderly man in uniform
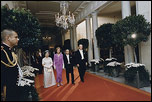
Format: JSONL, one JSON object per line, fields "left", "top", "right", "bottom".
{"left": 1, "top": 29, "right": 20, "bottom": 101}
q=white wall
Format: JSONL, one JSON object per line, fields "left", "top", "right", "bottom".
{"left": 64, "top": 30, "right": 70, "bottom": 40}
{"left": 76, "top": 20, "right": 87, "bottom": 41}
{"left": 98, "top": 13, "right": 121, "bottom": 27}
{"left": 75, "top": 13, "right": 121, "bottom": 45}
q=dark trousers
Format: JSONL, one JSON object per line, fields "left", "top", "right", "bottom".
{"left": 36, "top": 63, "right": 43, "bottom": 74}
{"left": 6, "top": 84, "right": 19, "bottom": 101}
{"left": 78, "top": 60, "right": 86, "bottom": 82}
{"left": 66, "top": 64, "right": 74, "bottom": 84}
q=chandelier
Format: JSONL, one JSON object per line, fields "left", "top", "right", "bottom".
{"left": 55, "top": 1, "right": 75, "bottom": 29}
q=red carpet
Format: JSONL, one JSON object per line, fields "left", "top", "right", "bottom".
{"left": 35, "top": 68, "right": 151, "bottom": 101}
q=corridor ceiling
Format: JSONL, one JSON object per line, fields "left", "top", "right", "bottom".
{"left": 15, "top": 1, "right": 91, "bottom": 27}
{"left": 14, "top": 1, "right": 135, "bottom": 27}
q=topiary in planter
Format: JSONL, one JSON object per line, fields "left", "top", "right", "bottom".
{"left": 112, "top": 14, "right": 151, "bottom": 63}
{"left": 63, "top": 39, "right": 71, "bottom": 51}
{"left": 124, "top": 63, "right": 150, "bottom": 88}
{"left": 96, "top": 23, "right": 124, "bottom": 59}
{"left": 106, "top": 61, "right": 121, "bottom": 77}
{"left": 1, "top": 5, "right": 42, "bottom": 53}
{"left": 78, "top": 38, "right": 89, "bottom": 50}
{"left": 104, "top": 58, "right": 117, "bottom": 73}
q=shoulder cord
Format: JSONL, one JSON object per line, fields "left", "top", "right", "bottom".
{"left": 1, "top": 49, "right": 17, "bottom": 67}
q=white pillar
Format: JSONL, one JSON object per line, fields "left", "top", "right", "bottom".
{"left": 73, "top": 25, "right": 78, "bottom": 51}
{"left": 91, "top": 12, "right": 100, "bottom": 59}
{"left": 121, "top": 1, "right": 134, "bottom": 64}
{"left": 85, "top": 17, "right": 93, "bottom": 64}
{"left": 121, "top": 1, "right": 131, "bottom": 18}
{"left": 136, "top": 1, "right": 151, "bottom": 76}
{"left": 70, "top": 27, "right": 74, "bottom": 50}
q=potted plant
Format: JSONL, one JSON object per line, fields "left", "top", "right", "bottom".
{"left": 112, "top": 14, "right": 151, "bottom": 63}
{"left": 63, "top": 39, "right": 71, "bottom": 51}
{"left": 106, "top": 61, "right": 121, "bottom": 77}
{"left": 124, "top": 63, "right": 150, "bottom": 88}
{"left": 96, "top": 23, "right": 115, "bottom": 58}
{"left": 1, "top": 5, "right": 43, "bottom": 66}
{"left": 90, "top": 59, "right": 104, "bottom": 72}
{"left": 17, "top": 66, "right": 39, "bottom": 101}
{"left": 112, "top": 14, "right": 151, "bottom": 87}
{"left": 78, "top": 38, "right": 89, "bottom": 51}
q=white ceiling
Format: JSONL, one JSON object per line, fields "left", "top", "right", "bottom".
{"left": 15, "top": 1, "right": 136, "bottom": 27}
{"left": 98, "top": 1, "right": 136, "bottom": 15}
{"left": 16, "top": 1, "right": 90, "bottom": 27}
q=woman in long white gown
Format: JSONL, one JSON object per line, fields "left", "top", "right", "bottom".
{"left": 42, "top": 50, "right": 56, "bottom": 88}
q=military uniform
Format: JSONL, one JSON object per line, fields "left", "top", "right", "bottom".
{"left": 1, "top": 43, "right": 19, "bottom": 101}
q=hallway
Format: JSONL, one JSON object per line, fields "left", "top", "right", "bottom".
{"left": 35, "top": 68, "right": 151, "bottom": 101}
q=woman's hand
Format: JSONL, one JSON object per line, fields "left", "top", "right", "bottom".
{"left": 54, "top": 66, "right": 56, "bottom": 69}
{"left": 77, "top": 64, "right": 79, "bottom": 67}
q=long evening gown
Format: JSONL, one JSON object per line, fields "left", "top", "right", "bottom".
{"left": 53, "top": 53, "right": 64, "bottom": 83}
{"left": 42, "top": 57, "right": 56, "bottom": 88}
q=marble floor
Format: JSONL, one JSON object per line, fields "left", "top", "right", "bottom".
{"left": 86, "top": 69, "right": 151, "bottom": 93}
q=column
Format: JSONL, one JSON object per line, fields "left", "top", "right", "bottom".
{"left": 70, "top": 27, "right": 74, "bottom": 50}
{"left": 73, "top": 25, "right": 77, "bottom": 51}
{"left": 85, "top": 16, "right": 93, "bottom": 64}
{"left": 121, "top": 1, "right": 134, "bottom": 64}
{"left": 91, "top": 11, "right": 100, "bottom": 59}
{"left": 61, "top": 29, "right": 65, "bottom": 46}
{"left": 136, "top": 1, "right": 151, "bottom": 75}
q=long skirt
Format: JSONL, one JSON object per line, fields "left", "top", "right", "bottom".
{"left": 56, "top": 65, "right": 63, "bottom": 83}
{"left": 44, "top": 67, "right": 56, "bottom": 88}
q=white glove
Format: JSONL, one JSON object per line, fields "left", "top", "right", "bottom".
{"left": 54, "top": 65, "right": 56, "bottom": 69}
{"left": 63, "top": 63, "right": 65, "bottom": 69}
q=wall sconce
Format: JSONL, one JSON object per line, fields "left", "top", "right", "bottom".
{"left": 43, "top": 36, "right": 51, "bottom": 40}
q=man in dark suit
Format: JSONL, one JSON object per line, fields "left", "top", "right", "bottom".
{"left": 75, "top": 44, "right": 88, "bottom": 82}
{"left": 35, "top": 49, "right": 43, "bottom": 74}
{"left": 31, "top": 52, "right": 36, "bottom": 68}
{"left": 63, "top": 49, "right": 75, "bottom": 84}
{"left": 1, "top": 29, "right": 19, "bottom": 101}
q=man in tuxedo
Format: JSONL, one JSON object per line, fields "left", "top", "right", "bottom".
{"left": 35, "top": 49, "right": 43, "bottom": 74}
{"left": 63, "top": 49, "right": 75, "bottom": 85}
{"left": 1, "top": 29, "right": 19, "bottom": 101}
{"left": 31, "top": 52, "right": 36, "bottom": 68}
{"left": 75, "top": 44, "right": 87, "bottom": 82}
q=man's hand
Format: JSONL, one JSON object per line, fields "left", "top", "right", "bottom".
{"left": 1, "top": 92, "right": 5, "bottom": 101}
{"left": 1, "top": 46, "right": 4, "bottom": 50}
{"left": 86, "top": 62, "right": 88, "bottom": 66}
{"left": 1, "top": 86, "right": 6, "bottom": 101}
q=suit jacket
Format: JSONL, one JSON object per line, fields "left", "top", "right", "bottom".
{"left": 1, "top": 43, "right": 18, "bottom": 90}
{"left": 63, "top": 54, "right": 74, "bottom": 68}
{"left": 75, "top": 49, "right": 87, "bottom": 65}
